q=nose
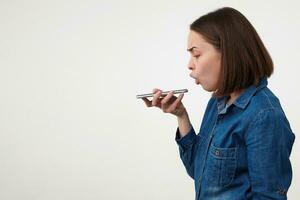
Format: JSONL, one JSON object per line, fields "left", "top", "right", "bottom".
{"left": 187, "top": 58, "right": 194, "bottom": 70}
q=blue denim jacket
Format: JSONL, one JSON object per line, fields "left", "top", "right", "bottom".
{"left": 175, "top": 78, "right": 295, "bottom": 200}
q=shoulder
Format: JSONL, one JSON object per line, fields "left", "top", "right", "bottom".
{"left": 249, "top": 86, "right": 282, "bottom": 111}
{"left": 243, "top": 87, "right": 287, "bottom": 123}
{"left": 244, "top": 90, "right": 294, "bottom": 148}
{"left": 239, "top": 86, "right": 292, "bottom": 134}
{"left": 246, "top": 87, "right": 294, "bottom": 137}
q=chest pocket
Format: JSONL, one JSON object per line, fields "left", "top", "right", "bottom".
{"left": 204, "top": 144, "right": 237, "bottom": 187}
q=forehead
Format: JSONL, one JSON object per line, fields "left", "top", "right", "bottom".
{"left": 187, "top": 30, "right": 211, "bottom": 50}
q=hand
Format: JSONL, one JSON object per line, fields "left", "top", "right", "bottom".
{"left": 141, "top": 88, "right": 187, "bottom": 117}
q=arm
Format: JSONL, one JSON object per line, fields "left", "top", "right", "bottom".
{"left": 177, "top": 109, "right": 192, "bottom": 138}
{"left": 175, "top": 111, "right": 199, "bottom": 179}
{"left": 246, "top": 109, "right": 295, "bottom": 199}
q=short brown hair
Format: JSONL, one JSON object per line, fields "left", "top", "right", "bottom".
{"left": 190, "top": 7, "right": 273, "bottom": 97}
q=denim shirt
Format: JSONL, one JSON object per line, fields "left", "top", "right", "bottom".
{"left": 175, "top": 78, "right": 295, "bottom": 200}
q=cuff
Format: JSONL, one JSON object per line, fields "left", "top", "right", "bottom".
{"left": 175, "top": 126, "right": 197, "bottom": 149}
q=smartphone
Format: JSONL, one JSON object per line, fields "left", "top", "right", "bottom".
{"left": 136, "top": 89, "right": 188, "bottom": 99}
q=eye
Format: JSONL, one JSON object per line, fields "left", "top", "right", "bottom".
{"left": 193, "top": 55, "right": 200, "bottom": 59}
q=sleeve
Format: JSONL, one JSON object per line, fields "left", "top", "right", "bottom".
{"left": 175, "top": 126, "right": 199, "bottom": 179}
{"left": 245, "top": 109, "right": 295, "bottom": 200}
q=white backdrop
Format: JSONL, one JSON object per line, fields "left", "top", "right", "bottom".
{"left": 0, "top": 0, "right": 299, "bottom": 199}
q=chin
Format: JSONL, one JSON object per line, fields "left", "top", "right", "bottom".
{"left": 201, "top": 84, "right": 215, "bottom": 92}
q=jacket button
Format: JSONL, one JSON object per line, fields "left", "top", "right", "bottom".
{"left": 215, "top": 150, "right": 220, "bottom": 156}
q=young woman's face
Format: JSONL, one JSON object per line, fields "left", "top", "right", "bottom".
{"left": 187, "top": 30, "right": 221, "bottom": 92}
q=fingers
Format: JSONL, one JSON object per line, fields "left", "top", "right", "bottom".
{"left": 141, "top": 88, "right": 185, "bottom": 116}
{"left": 152, "top": 90, "right": 162, "bottom": 107}
{"left": 142, "top": 97, "right": 152, "bottom": 107}
{"left": 166, "top": 93, "right": 184, "bottom": 112}
{"left": 161, "top": 91, "right": 174, "bottom": 105}
{"left": 141, "top": 88, "right": 163, "bottom": 108}
{"left": 152, "top": 88, "right": 162, "bottom": 93}
{"left": 161, "top": 91, "right": 175, "bottom": 112}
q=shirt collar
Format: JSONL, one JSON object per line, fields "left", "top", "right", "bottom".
{"left": 216, "top": 77, "right": 268, "bottom": 114}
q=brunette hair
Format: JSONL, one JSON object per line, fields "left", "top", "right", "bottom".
{"left": 190, "top": 7, "right": 273, "bottom": 97}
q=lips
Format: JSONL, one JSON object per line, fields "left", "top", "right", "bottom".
{"left": 190, "top": 74, "right": 200, "bottom": 85}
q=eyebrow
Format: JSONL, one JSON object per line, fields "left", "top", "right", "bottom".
{"left": 187, "top": 46, "right": 200, "bottom": 52}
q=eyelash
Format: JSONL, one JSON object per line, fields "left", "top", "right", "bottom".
{"left": 193, "top": 55, "right": 200, "bottom": 58}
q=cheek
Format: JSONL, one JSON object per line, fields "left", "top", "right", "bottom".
{"left": 196, "top": 57, "right": 220, "bottom": 90}
{"left": 196, "top": 59, "right": 214, "bottom": 76}
{"left": 204, "top": 55, "right": 220, "bottom": 75}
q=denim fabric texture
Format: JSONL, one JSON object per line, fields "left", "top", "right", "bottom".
{"left": 175, "top": 78, "right": 295, "bottom": 200}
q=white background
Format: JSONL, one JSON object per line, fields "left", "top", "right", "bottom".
{"left": 0, "top": 0, "right": 299, "bottom": 199}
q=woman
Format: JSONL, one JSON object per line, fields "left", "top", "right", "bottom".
{"left": 141, "top": 7, "right": 295, "bottom": 200}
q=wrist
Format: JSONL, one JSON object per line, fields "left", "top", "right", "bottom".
{"left": 177, "top": 108, "right": 188, "bottom": 119}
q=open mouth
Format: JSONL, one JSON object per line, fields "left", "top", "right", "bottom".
{"left": 189, "top": 74, "right": 199, "bottom": 84}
